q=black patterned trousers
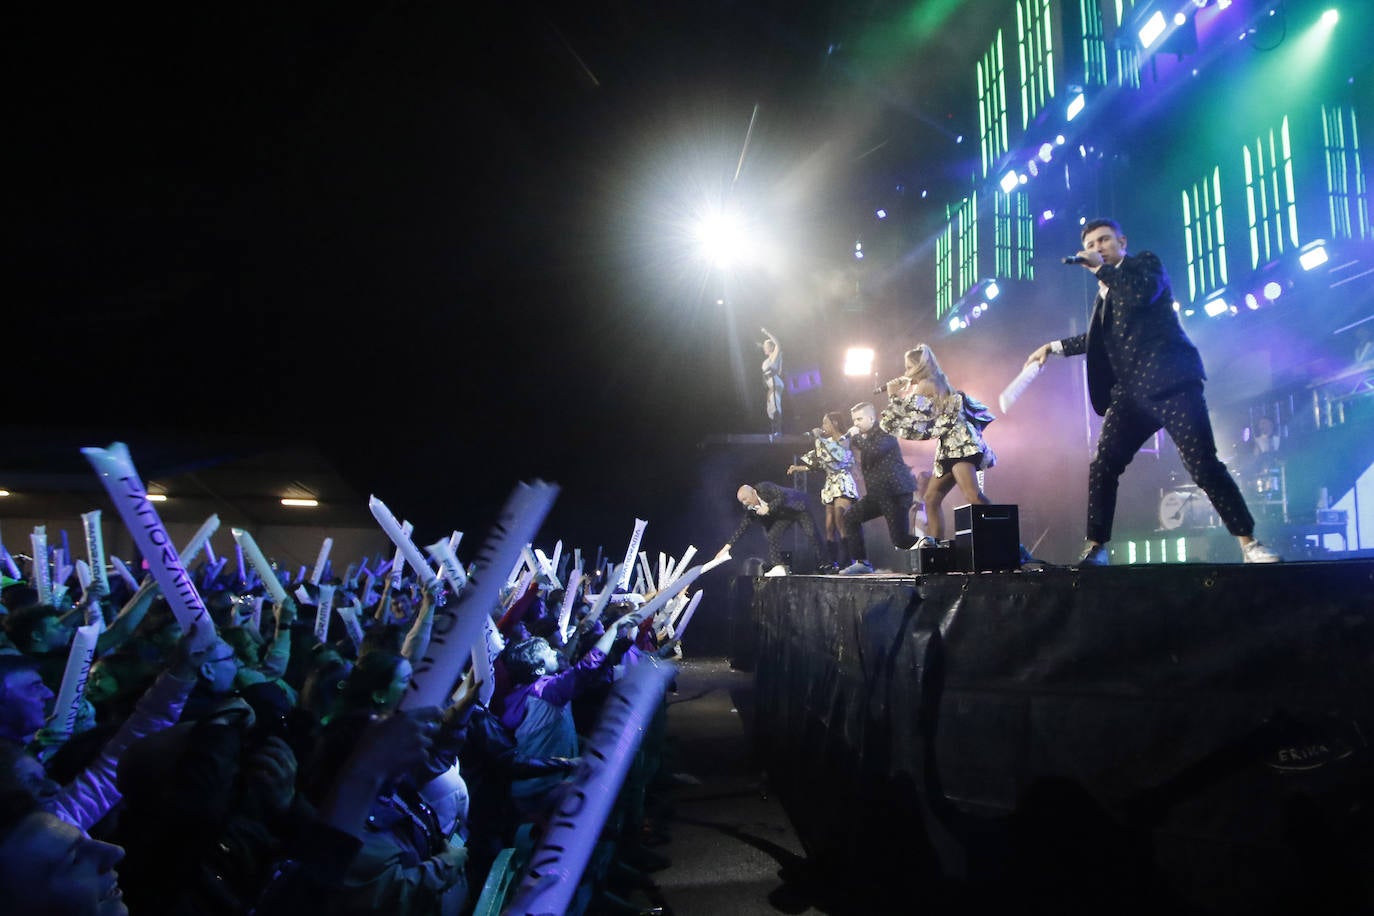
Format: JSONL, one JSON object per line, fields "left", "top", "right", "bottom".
{"left": 1088, "top": 382, "right": 1254, "bottom": 543}
{"left": 842, "top": 491, "right": 915, "bottom": 562}
{"left": 760, "top": 509, "right": 821, "bottom": 567}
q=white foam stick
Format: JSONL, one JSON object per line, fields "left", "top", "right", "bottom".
{"left": 48, "top": 623, "right": 101, "bottom": 736}
{"left": 249, "top": 596, "right": 264, "bottom": 635}
{"left": 75, "top": 559, "right": 93, "bottom": 596}
{"left": 638, "top": 551, "right": 655, "bottom": 593}
{"left": 400, "top": 480, "right": 559, "bottom": 711}
{"left": 505, "top": 551, "right": 532, "bottom": 588}
{"left": 549, "top": 540, "right": 562, "bottom": 579}
{"left": 369, "top": 497, "right": 441, "bottom": 594}
{"left": 389, "top": 521, "right": 414, "bottom": 589}
{"left": 664, "top": 545, "right": 697, "bottom": 588}
{"left": 521, "top": 545, "right": 543, "bottom": 582}
{"left": 178, "top": 515, "right": 221, "bottom": 565}
{"left": 80, "top": 511, "right": 110, "bottom": 597}
{"left": 313, "top": 583, "right": 337, "bottom": 643}
{"left": 502, "top": 568, "right": 535, "bottom": 613}
{"left": 998, "top": 359, "right": 1043, "bottom": 413}
{"left": 579, "top": 562, "right": 625, "bottom": 631}
{"left": 231, "top": 528, "right": 290, "bottom": 605}
{"left": 533, "top": 547, "right": 561, "bottom": 589}
{"left": 557, "top": 565, "right": 583, "bottom": 642}
{"left": 657, "top": 552, "right": 667, "bottom": 592}
{"left": 343, "top": 562, "right": 359, "bottom": 589}
{"left": 425, "top": 536, "right": 469, "bottom": 595}
{"left": 574, "top": 548, "right": 582, "bottom": 574}
{"left": 30, "top": 527, "right": 53, "bottom": 604}
{"left": 336, "top": 600, "right": 364, "bottom": 653}
{"left": 309, "top": 537, "right": 333, "bottom": 585}
{"left": 294, "top": 585, "right": 314, "bottom": 606}
{"left": 109, "top": 556, "right": 140, "bottom": 593}
{"left": 507, "top": 659, "right": 676, "bottom": 914}
{"left": 448, "top": 531, "right": 463, "bottom": 554}
{"left": 471, "top": 626, "right": 498, "bottom": 707}
{"left": 618, "top": 519, "right": 648, "bottom": 591}
{"left": 234, "top": 540, "right": 247, "bottom": 587}
{"left": 671, "top": 590, "right": 704, "bottom": 638}
{"left": 81, "top": 443, "right": 213, "bottom": 638}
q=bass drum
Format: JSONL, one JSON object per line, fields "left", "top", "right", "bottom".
{"left": 1158, "top": 489, "right": 1217, "bottom": 530}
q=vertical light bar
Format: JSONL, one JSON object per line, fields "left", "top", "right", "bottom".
{"left": 1214, "top": 166, "right": 1228, "bottom": 285}
{"left": 1283, "top": 116, "right": 1299, "bottom": 246}
{"left": 1177, "top": 536, "right": 1187, "bottom": 563}
{"left": 1018, "top": 1, "right": 1030, "bottom": 130}
{"left": 1245, "top": 145, "right": 1259, "bottom": 268}
{"left": 1128, "top": 541, "right": 1138, "bottom": 564}
{"left": 1182, "top": 188, "right": 1197, "bottom": 300}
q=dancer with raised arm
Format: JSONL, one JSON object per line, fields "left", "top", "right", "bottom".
{"left": 760, "top": 327, "right": 783, "bottom": 440}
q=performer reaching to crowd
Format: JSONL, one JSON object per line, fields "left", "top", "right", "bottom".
{"left": 786, "top": 411, "right": 858, "bottom": 570}
{"left": 1025, "top": 217, "right": 1280, "bottom": 566}
{"left": 724, "top": 481, "right": 822, "bottom": 576}
{"left": 760, "top": 327, "right": 783, "bottom": 440}
{"left": 880, "top": 343, "right": 997, "bottom": 542}
{"left": 838, "top": 402, "right": 918, "bottom": 574}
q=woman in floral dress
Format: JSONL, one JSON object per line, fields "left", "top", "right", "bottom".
{"left": 787, "top": 410, "right": 858, "bottom": 569}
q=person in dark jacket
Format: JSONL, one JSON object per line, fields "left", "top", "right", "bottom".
{"left": 1025, "top": 218, "right": 1280, "bottom": 567}
{"left": 839, "top": 402, "right": 919, "bottom": 573}
{"left": 724, "top": 481, "right": 822, "bottom": 576}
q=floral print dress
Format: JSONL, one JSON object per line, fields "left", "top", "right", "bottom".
{"left": 880, "top": 390, "right": 997, "bottom": 477}
{"left": 799, "top": 435, "right": 859, "bottom": 503}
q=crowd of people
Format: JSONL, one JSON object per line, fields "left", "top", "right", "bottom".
{"left": 0, "top": 528, "right": 691, "bottom": 916}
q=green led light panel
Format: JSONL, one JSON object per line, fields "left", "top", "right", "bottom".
{"left": 1181, "top": 166, "right": 1227, "bottom": 301}
{"left": 1080, "top": 0, "right": 1107, "bottom": 86}
{"left": 977, "top": 31, "right": 1009, "bottom": 178}
{"left": 1243, "top": 115, "right": 1299, "bottom": 268}
{"left": 1017, "top": 0, "right": 1055, "bottom": 129}
{"left": 1321, "top": 105, "right": 1371, "bottom": 241}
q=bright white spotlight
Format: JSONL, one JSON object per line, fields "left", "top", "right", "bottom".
{"left": 1038, "top": 142, "right": 1054, "bottom": 162}
{"left": 1054, "top": 134, "right": 1066, "bottom": 145}
{"left": 843, "top": 347, "right": 875, "bottom": 376}
{"left": 875, "top": 208, "right": 888, "bottom": 219}
{"left": 1245, "top": 293, "right": 1260, "bottom": 310}
{"left": 1204, "top": 297, "right": 1230, "bottom": 317}
{"left": 854, "top": 250, "right": 865, "bottom": 259}
{"left": 1066, "top": 93, "right": 1086, "bottom": 121}
{"left": 985, "top": 281, "right": 1001, "bottom": 300}
{"left": 999, "top": 171, "right": 1019, "bottom": 193}
{"left": 1042, "top": 209, "right": 1055, "bottom": 221}
{"left": 1299, "top": 242, "right": 1329, "bottom": 270}
{"left": 1320, "top": 8, "right": 1338, "bottom": 26}
{"left": 693, "top": 212, "right": 748, "bottom": 269}
{"left": 1139, "top": 11, "right": 1167, "bottom": 48}
{"left": 948, "top": 316, "right": 961, "bottom": 332}
{"left": 281, "top": 498, "right": 319, "bottom": 508}
{"left": 1174, "top": 12, "right": 1187, "bottom": 25}
{"left": 146, "top": 494, "right": 168, "bottom": 502}
{"left": 1263, "top": 281, "right": 1283, "bottom": 299}
{"left": 1018, "top": 173, "right": 1029, "bottom": 185}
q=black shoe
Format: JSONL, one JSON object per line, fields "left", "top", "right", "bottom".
{"left": 1077, "top": 542, "right": 1109, "bottom": 567}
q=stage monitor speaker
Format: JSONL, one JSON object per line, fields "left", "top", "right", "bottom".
{"left": 954, "top": 503, "right": 1020, "bottom": 572}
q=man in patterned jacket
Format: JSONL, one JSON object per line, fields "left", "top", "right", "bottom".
{"left": 838, "top": 402, "right": 918, "bottom": 574}
{"left": 725, "top": 481, "right": 822, "bottom": 576}
{"left": 1026, "top": 218, "right": 1279, "bottom": 566}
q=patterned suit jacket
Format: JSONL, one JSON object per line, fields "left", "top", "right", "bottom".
{"left": 1060, "top": 251, "right": 1206, "bottom": 416}
{"left": 725, "top": 481, "right": 810, "bottom": 547}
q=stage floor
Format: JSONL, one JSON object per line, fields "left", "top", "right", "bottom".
{"left": 744, "top": 559, "right": 1374, "bottom": 914}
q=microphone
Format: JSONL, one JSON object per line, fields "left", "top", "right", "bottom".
{"left": 1062, "top": 255, "right": 1088, "bottom": 265}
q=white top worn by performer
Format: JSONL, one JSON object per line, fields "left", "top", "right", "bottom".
{"left": 760, "top": 327, "right": 783, "bottom": 440}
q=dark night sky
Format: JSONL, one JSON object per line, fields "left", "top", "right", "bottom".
{"left": 8, "top": 3, "right": 996, "bottom": 548}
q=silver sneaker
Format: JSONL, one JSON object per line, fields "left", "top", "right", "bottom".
{"left": 838, "top": 560, "right": 874, "bottom": 575}
{"left": 1242, "top": 540, "right": 1281, "bottom": 564}
{"left": 763, "top": 564, "right": 789, "bottom": 577}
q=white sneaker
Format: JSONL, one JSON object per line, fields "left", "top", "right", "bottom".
{"left": 838, "top": 560, "right": 874, "bottom": 575}
{"left": 764, "top": 564, "right": 789, "bottom": 577}
{"left": 1242, "top": 540, "right": 1281, "bottom": 564}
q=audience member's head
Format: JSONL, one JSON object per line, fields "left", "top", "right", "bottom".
{"left": 335, "top": 650, "right": 411, "bottom": 717}
{"left": 84, "top": 653, "right": 156, "bottom": 711}
{"left": 359, "top": 623, "right": 403, "bottom": 658}
{"left": 5, "top": 605, "right": 70, "bottom": 656}
{"left": 196, "top": 637, "right": 241, "bottom": 696}
{"left": 0, "top": 654, "right": 55, "bottom": 743}
{"left": 502, "top": 637, "right": 560, "bottom": 685}
{"left": 0, "top": 790, "right": 127, "bottom": 915}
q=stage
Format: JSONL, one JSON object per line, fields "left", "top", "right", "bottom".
{"left": 742, "top": 560, "right": 1374, "bottom": 914}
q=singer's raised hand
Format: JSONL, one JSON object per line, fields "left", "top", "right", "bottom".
{"left": 885, "top": 376, "right": 913, "bottom": 398}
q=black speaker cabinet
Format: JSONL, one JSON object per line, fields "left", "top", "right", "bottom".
{"left": 953, "top": 504, "right": 1021, "bottom": 572}
{"left": 899, "top": 544, "right": 954, "bottom": 574}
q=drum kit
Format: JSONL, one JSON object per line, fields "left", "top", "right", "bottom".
{"left": 1157, "top": 486, "right": 1217, "bottom": 530}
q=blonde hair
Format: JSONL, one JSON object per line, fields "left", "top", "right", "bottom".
{"left": 904, "top": 344, "right": 952, "bottom": 396}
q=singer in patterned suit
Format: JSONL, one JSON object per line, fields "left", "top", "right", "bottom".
{"left": 1026, "top": 218, "right": 1279, "bottom": 566}
{"left": 837, "top": 402, "right": 918, "bottom": 574}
